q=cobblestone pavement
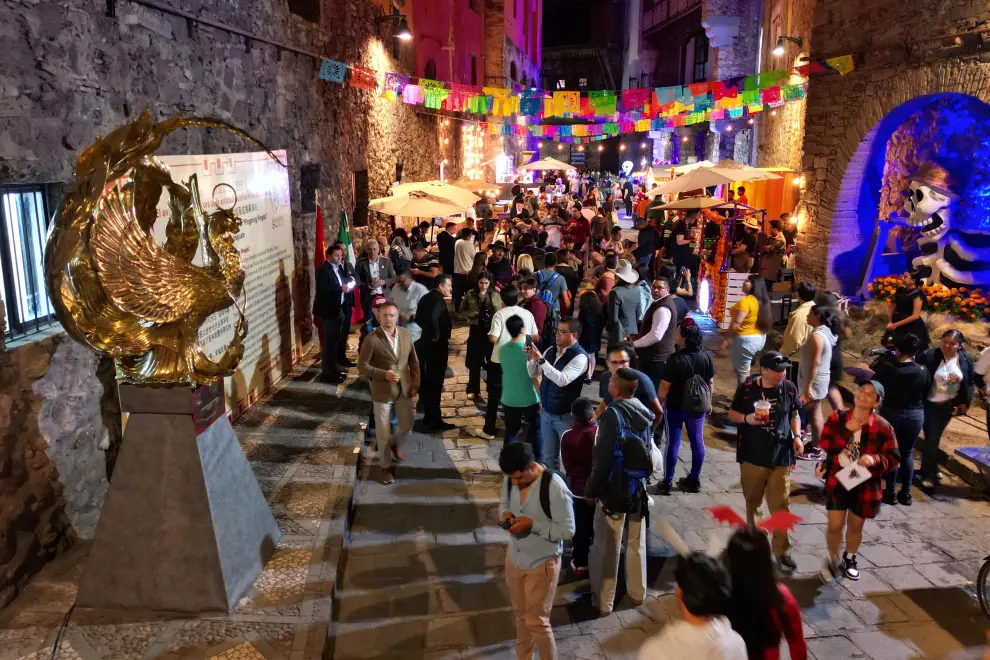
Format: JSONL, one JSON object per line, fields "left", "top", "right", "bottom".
{"left": 0, "top": 347, "right": 368, "bottom": 660}
{"left": 330, "top": 321, "right": 990, "bottom": 660}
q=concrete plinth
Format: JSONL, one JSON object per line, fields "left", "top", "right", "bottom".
{"left": 75, "top": 384, "right": 280, "bottom": 614}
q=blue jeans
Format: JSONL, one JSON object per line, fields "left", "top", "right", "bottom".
{"left": 882, "top": 407, "right": 924, "bottom": 494}
{"left": 732, "top": 334, "right": 766, "bottom": 385}
{"left": 540, "top": 411, "right": 573, "bottom": 471}
{"left": 505, "top": 404, "right": 542, "bottom": 460}
{"left": 921, "top": 400, "right": 954, "bottom": 478}
{"left": 664, "top": 408, "right": 706, "bottom": 485}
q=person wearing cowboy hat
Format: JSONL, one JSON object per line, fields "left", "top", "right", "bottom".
{"left": 607, "top": 259, "right": 644, "bottom": 343}
{"left": 732, "top": 216, "right": 762, "bottom": 273}
{"left": 487, "top": 240, "right": 514, "bottom": 290}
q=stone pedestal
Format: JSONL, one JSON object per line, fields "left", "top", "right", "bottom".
{"left": 75, "top": 384, "right": 280, "bottom": 614}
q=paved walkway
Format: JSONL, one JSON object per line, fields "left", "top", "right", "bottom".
{"left": 0, "top": 352, "right": 367, "bottom": 660}
{"left": 329, "top": 321, "right": 990, "bottom": 659}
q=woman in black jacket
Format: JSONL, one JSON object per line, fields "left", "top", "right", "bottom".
{"left": 917, "top": 329, "right": 975, "bottom": 493}
{"left": 873, "top": 333, "right": 931, "bottom": 505}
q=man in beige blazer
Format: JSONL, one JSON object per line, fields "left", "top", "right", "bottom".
{"left": 358, "top": 301, "right": 420, "bottom": 484}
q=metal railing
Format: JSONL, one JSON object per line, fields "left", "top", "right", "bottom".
{"left": 643, "top": 0, "right": 702, "bottom": 34}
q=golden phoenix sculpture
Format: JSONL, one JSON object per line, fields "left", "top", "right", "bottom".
{"left": 45, "top": 111, "right": 283, "bottom": 386}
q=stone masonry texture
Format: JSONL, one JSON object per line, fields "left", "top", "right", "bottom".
{"left": 0, "top": 0, "right": 461, "bottom": 607}
{"left": 795, "top": 0, "right": 990, "bottom": 289}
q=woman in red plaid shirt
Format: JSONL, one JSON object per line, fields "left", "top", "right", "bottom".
{"left": 818, "top": 381, "right": 900, "bottom": 580}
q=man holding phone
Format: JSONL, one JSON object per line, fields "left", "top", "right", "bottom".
{"left": 498, "top": 441, "right": 575, "bottom": 660}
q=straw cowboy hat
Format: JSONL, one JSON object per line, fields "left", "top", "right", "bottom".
{"left": 615, "top": 259, "right": 639, "bottom": 284}
{"left": 742, "top": 216, "right": 761, "bottom": 230}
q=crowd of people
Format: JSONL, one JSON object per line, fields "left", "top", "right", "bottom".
{"left": 311, "top": 169, "right": 988, "bottom": 659}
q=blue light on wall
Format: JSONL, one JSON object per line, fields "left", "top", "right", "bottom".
{"left": 831, "top": 93, "right": 990, "bottom": 295}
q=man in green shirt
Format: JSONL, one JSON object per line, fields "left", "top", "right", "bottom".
{"left": 499, "top": 314, "right": 542, "bottom": 458}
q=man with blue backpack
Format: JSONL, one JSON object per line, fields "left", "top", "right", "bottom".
{"left": 585, "top": 368, "right": 658, "bottom": 616}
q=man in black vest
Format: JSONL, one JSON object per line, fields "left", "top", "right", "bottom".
{"left": 525, "top": 318, "right": 589, "bottom": 471}
{"left": 415, "top": 274, "right": 455, "bottom": 432}
{"left": 634, "top": 276, "right": 678, "bottom": 388}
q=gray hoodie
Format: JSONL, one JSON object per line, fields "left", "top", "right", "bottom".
{"left": 637, "top": 617, "right": 748, "bottom": 660}
{"left": 586, "top": 397, "right": 656, "bottom": 501}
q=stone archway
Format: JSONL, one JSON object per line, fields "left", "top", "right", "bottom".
{"left": 795, "top": 61, "right": 990, "bottom": 293}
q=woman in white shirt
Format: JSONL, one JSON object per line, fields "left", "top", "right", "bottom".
{"left": 917, "top": 329, "right": 976, "bottom": 493}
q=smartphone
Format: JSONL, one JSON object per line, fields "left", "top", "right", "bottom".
{"left": 525, "top": 336, "right": 534, "bottom": 351}
{"left": 499, "top": 518, "right": 515, "bottom": 530}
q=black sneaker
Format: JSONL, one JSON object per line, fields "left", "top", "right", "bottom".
{"left": 657, "top": 482, "right": 672, "bottom": 496}
{"left": 677, "top": 477, "right": 701, "bottom": 493}
{"left": 897, "top": 490, "right": 913, "bottom": 506}
{"left": 777, "top": 555, "right": 797, "bottom": 572}
{"left": 842, "top": 553, "right": 860, "bottom": 580}
{"left": 882, "top": 491, "right": 897, "bottom": 506}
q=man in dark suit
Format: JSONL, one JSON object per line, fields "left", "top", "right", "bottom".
{"left": 313, "top": 244, "right": 355, "bottom": 383}
{"left": 415, "top": 274, "right": 455, "bottom": 431}
{"left": 356, "top": 239, "right": 396, "bottom": 324}
{"left": 437, "top": 221, "right": 457, "bottom": 275}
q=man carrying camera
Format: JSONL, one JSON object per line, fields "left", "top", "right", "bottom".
{"left": 727, "top": 351, "right": 803, "bottom": 572}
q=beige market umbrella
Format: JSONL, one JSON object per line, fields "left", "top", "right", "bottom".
{"left": 646, "top": 167, "right": 738, "bottom": 197}
{"left": 670, "top": 160, "right": 715, "bottom": 175}
{"left": 451, "top": 177, "right": 497, "bottom": 194}
{"left": 368, "top": 191, "right": 466, "bottom": 218}
{"left": 709, "top": 159, "right": 782, "bottom": 181}
{"left": 518, "top": 157, "right": 573, "bottom": 171}
{"left": 658, "top": 196, "right": 725, "bottom": 210}
{"left": 391, "top": 180, "right": 480, "bottom": 207}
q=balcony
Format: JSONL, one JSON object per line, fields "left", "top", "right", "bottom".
{"left": 643, "top": 0, "right": 702, "bottom": 34}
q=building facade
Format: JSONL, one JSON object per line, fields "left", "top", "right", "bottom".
{"left": 484, "top": 0, "right": 543, "bottom": 87}
{"left": 409, "top": 0, "right": 486, "bottom": 85}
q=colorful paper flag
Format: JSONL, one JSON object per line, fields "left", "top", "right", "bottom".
{"left": 318, "top": 59, "right": 347, "bottom": 83}
{"left": 350, "top": 65, "right": 378, "bottom": 90}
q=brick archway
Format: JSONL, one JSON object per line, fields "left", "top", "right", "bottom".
{"left": 796, "top": 61, "right": 990, "bottom": 293}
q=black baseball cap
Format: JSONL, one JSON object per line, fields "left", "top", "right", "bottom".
{"left": 759, "top": 351, "right": 791, "bottom": 372}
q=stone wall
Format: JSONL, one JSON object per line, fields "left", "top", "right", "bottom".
{"left": 0, "top": 336, "right": 119, "bottom": 607}
{"left": 703, "top": 0, "right": 762, "bottom": 80}
{"left": 754, "top": 0, "right": 815, "bottom": 171}
{"left": 0, "top": 0, "right": 460, "bottom": 606}
{"left": 796, "top": 0, "right": 990, "bottom": 291}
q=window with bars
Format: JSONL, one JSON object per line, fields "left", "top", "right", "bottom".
{"left": 1, "top": 185, "right": 58, "bottom": 339}
{"left": 692, "top": 32, "right": 710, "bottom": 82}
{"left": 579, "top": 77, "right": 588, "bottom": 88}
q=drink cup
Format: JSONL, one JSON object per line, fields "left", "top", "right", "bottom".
{"left": 754, "top": 400, "right": 771, "bottom": 424}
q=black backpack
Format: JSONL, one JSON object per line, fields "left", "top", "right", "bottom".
{"left": 536, "top": 272, "right": 561, "bottom": 351}
{"left": 505, "top": 469, "right": 562, "bottom": 519}
{"left": 600, "top": 407, "right": 654, "bottom": 515}
{"left": 680, "top": 352, "right": 713, "bottom": 416}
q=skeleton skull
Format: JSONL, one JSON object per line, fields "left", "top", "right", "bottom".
{"left": 904, "top": 182, "right": 951, "bottom": 242}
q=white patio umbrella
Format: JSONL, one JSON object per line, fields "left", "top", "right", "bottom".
{"left": 391, "top": 180, "right": 480, "bottom": 207}
{"left": 368, "top": 191, "right": 466, "bottom": 218}
{"left": 645, "top": 167, "right": 738, "bottom": 197}
{"left": 518, "top": 157, "right": 572, "bottom": 171}
{"left": 671, "top": 160, "right": 714, "bottom": 175}
{"left": 658, "top": 196, "right": 725, "bottom": 210}
{"left": 709, "top": 159, "right": 782, "bottom": 181}
{"left": 451, "top": 177, "right": 497, "bottom": 194}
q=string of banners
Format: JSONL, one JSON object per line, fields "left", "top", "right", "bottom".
{"left": 317, "top": 55, "right": 854, "bottom": 143}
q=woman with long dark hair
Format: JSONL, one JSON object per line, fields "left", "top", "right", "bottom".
{"left": 917, "top": 329, "right": 975, "bottom": 493}
{"left": 798, "top": 304, "right": 841, "bottom": 460}
{"left": 726, "top": 528, "right": 807, "bottom": 660}
{"left": 389, "top": 227, "right": 412, "bottom": 270}
{"left": 459, "top": 271, "right": 503, "bottom": 402}
{"left": 657, "top": 319, "right": 715, "bottom": 495}
{"left": 722, "top": 274, "right": 773, "bottom": 385}
{"left": 887, "top": 271, "right": 931, "bottom": 348}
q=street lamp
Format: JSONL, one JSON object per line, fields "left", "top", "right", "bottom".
{"left": 772, "top": 36, "right": 802, "bottom": 57}
{"left": 376, "top": 12, "right": 412, "bottom": 41}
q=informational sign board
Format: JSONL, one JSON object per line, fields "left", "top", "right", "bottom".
{"left": 154, "top": 151, "right": 300, "bottom": 418}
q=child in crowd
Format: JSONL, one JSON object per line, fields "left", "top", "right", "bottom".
{"left": 560, "top": 398, "right": 598, "bottom": 577}
{"left": 578, "top": 290, "right": 605, "bottom": 382}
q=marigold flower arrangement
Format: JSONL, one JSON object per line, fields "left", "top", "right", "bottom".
{"left": 868, "top": 276, "right": 990, "bottom": 322}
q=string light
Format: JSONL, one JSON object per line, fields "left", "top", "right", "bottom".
{"left": 682, "top": 136, "right": 689, "bottom": 143}
{"left": 640, "top": 142, "right": 647, "bottom": 149}
{"left": 619, "top": 144, "right": 626, "bottom": 151}
{"left": 748, "top": 118, "right": 754, "bottom": 125}
{"left": 726, "top": 125, "right": 733, "bottom": 132}
{"left": 597, "top": 145, "right": 604, "bottom": 152}
{"left": 771, "top": 110, "right": 777, "bottom": 116}
{"left": 578, "top": 145, "right": 585, "bottom": 152}
{"left": 557, "top": 144, "right": 564, "bottom": 151}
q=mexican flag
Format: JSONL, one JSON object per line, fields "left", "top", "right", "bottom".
{"left": 338, "top": 211, "right": 356, "bottom": 265}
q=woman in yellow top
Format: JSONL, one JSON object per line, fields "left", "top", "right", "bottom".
{"left": 721, "top": 274, "right": 773, "bottom": 385}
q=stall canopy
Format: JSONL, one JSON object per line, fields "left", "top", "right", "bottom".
{"left": 518, "top": 157, "right": 573, "bottom": 171}
{"left": 657, "top": 196, "right": 725, "bottom": 210}
{"left": 390, "top": 180, "right": 480, "bottom": 207}
{"left": 369, "top": 191, "right": 466, "bottom": 218}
